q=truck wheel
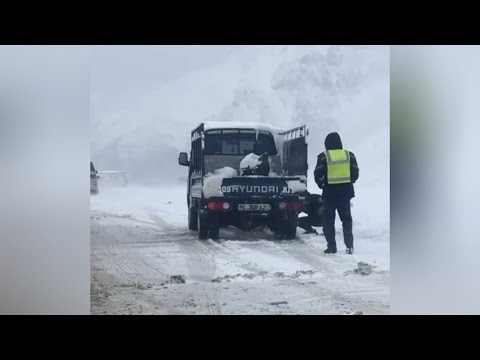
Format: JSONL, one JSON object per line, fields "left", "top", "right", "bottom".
{"left": 284, "top": 211, "right": 298, "bottom": 240}
{"left": 209, "top": 225, "right": 219, "bottom": 241}
{"left": 198, "top": 210, "right": 208, "bottom": 240}
{"left": 188, "top": 208, "right": 198, "bottom": 230}
{"left": 269, "top": 215, "right": 285, "bottom": 238}
{"left": 209, "top": 213, "right": 220, "bottom": 241}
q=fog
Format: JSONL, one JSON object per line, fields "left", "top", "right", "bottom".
{"left": 90, "top": 45, "right": 389, "bottom": 185}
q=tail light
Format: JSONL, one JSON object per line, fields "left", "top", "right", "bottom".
{"left": 207, "top": 201, "right": 230, "bottom": 211}
{"left": 278, "top": 202, "right": 302, "bottom": 211}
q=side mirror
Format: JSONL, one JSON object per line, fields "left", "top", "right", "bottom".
{"left": 178, "top": 152, "right": 189, "bottom": 166}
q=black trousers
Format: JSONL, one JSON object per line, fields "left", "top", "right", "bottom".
{"left": 298, "top": 215, "right": 322, "bottom": 232}
{"left": 323, "top": 197, "right": 353, "bottom": 249}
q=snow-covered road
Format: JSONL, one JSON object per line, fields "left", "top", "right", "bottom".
{"left": 90, "top": 185, "right": 389, "bottom": 315}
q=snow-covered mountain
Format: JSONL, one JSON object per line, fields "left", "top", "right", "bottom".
{"left": 90, "top": 45, "right": 389, "bottom": 185}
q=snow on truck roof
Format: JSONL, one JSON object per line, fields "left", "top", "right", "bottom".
{"left": 203, "top": 121, "right": 285, "bottom": 134}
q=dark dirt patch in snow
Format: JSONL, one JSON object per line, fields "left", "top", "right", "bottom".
{"left": 134, "top": 282, "right": 153, "bottom": 290}
{"left": 160, "top": 275, "right": 187, "bottom": 286}
{"left": 170, "top": 275, "right": 187, "bottom": 284}
{"left": 343, "top": 310, "right": 364, "bottom": 315}
{"left": 269, "top": 301, "right": 289, "bottom": 306}
{"left": 345, "top": 262, "right": 374, "bottom": 276}
{"left": 212, "top": 271, "right": 268, "bottom": 283}
{"left": 212, "top": 269, "right": 316, "bottom": 283}
{"left": 293, "top": 270, "right": 316, "bottom": 278}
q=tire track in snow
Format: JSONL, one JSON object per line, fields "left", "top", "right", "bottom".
{"left": 174, "top": 237, "right": 222, "bottom": 315}
{"left": 212, "top": 234, "right": 389, "bottom": 314}
{"left": 91, "top": 194, "right": 389, "bottom": 314}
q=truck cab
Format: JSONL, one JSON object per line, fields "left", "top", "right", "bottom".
{"left": 179, "top": 122, "right": 309, "bottom": 240}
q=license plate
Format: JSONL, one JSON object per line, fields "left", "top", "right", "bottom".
{"left": 238, "top": 204, "right": 271, "bottom": 211}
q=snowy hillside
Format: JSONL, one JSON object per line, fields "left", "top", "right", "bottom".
{"left": 91, "top": 45, "right": 389, "bottom": 185}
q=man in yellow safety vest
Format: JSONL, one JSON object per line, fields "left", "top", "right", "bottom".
{"left": 314, "top": 132, "right": 359, "bottom": 254}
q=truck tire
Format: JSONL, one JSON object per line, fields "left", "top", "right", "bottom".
{"left": 284, "top": 211, "right": 298, "bottom": 240}
{"left": 188, "top": 208, "right": 198, "bottom": 230}
{"left": 209, "top": 213, "right": 220, "bottom": 241}
{"left": 198, "top": 210, "right": 208, "bottom": 240}
{"left": 269, "top": 221, "right": 283, "bottom": 237}
{"left": 209, "top": 225, "right": 220, "bottom": 241}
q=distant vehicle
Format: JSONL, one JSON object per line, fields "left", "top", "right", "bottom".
{"left": 90, "top": 162, "right": 99, "bottom": 194}
{"left": 179, "top": 122, "right": 309, "bottom": 240}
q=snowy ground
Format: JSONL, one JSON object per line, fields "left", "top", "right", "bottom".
{"left": 90, "top": 183, "right": 389, "bottom": 315}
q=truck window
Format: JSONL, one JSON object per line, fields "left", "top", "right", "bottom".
{"left": 192, "top": 138, "right": 202, "bottom": 174}
{"left": 239, "top": 137, "right": 256, "bottom": 155}
{"left": 222, "top": 136, "right": 239, "bottom": 154}
{"left": 205, "top": 130, "right": 277, "bottom": 156}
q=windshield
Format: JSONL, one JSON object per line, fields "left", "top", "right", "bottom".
{"left": 204, "top": 129, "right": 277, "bottom": 155}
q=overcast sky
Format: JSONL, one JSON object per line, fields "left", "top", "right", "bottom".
{"left": 90, "top": 45, "right": 243, "bottom": 111}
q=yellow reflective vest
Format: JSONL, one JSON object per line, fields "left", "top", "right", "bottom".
{"left": 324, "top": 149, "right": 351, "bottom": 184}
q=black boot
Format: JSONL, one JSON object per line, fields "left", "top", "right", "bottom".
{"left": 303, "top": 228, "right": 318, "bottom": 235}
{"left": 322, "top": 208, "right": 336, "bottom": 254}
{"left": 346, "top": 247, "right": 354, "bottom": 255}
{"left": 324, "top": 246, "right": 337, "bottom": 254}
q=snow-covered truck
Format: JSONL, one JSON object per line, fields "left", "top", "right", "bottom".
{"left": 178, "top": 122, "right": 309, "bottom": 240}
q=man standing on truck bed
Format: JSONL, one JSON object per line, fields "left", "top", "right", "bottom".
{"left": 314, "top": 132, "right": 359, "bottom": 255}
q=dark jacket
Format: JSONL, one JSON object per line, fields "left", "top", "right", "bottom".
{"left": 313, "top": 132, "right": 359, "bottom": 200}
{"left": 241, "top": 152, "right": 270, "bottom": 176}
{"left": 305, "top": 192, "right": 323, "bottom": 218}
{"left": 256, "top": 153, "right": 271, "bottom": 176}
